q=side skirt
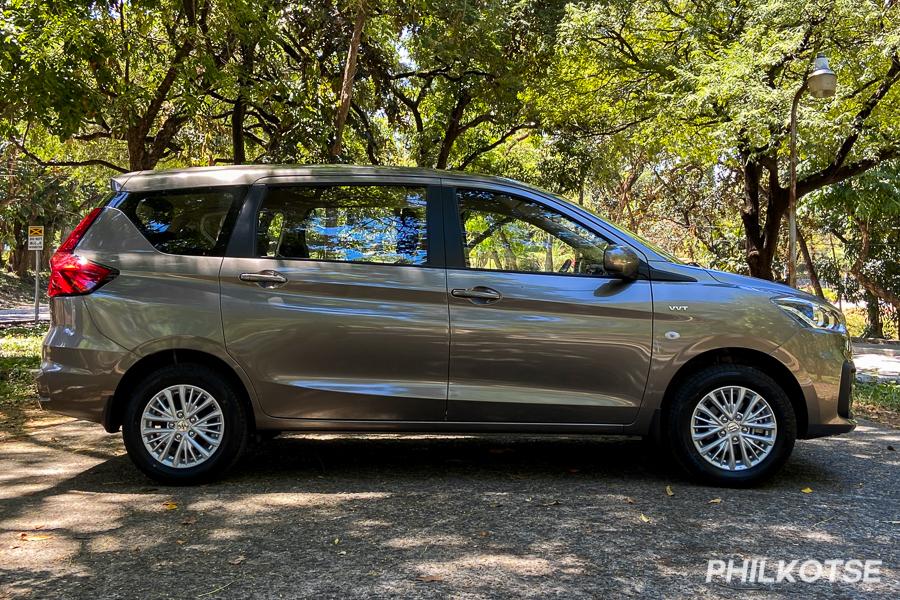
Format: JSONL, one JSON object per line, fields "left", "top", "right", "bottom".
{"left": 252, "top": 417, "right": 626, "bottom": 435}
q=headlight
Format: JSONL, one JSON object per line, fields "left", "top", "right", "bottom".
{"left": 773, "top": 297, "right": 846, "bottom": 334}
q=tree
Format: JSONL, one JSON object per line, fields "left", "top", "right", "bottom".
{"left": 0, "top": 142, "right": 102, "bottom": 276}
{"left": 362, "top": 0, "right": 563, "bottom": 169}
{"left": 552, "top": 0, "right": 900, "bottom": 280}
{"left": 817, "top": 160, "right": 900, "bottom": 315}
{"left": 2, "top": 0, "right": 232, "bottom": 171}
{"left": 330, "top": 1, "right": 368, "bottom": 160}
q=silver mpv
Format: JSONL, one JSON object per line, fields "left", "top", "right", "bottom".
{"left": 36, "top": 166, "right": 855, "bottom": 486}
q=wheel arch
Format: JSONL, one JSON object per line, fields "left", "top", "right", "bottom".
{"left": 657, "top": 347, "right": 808, "bottom": 439}
{"left": 104, "top": 349, "right": 257, "bottom": 434}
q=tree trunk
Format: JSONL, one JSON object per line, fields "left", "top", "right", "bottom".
{"left": 543, "top": 233, "right": 553, "bottom": 271}
{"left": 738, "top": 150, "right": 789, "bottom": 280}
{"left": 329, "top": 2, "right": 367, "bottom": 160}
{"left": 435, "top": 91, "right": 471, "bottom": 170}
{"left": 9, "top": 223, "right": 29, "bottom": 278}
{"left": 232, "top": 41, "right": 256, "bottom": 165}
{"left": 11, "top": 251, "right": 30, "bottom": 278}
{"left": 232, "top": 97, "right": 247, "bottom": 165}
{"left": 498, "top": 230, "right": 518, "bottom": 270}
{"left": 797, "top": 229, "right": 824, "bottom": 299}
{"left": 849, "top": 218, "right": 900, "bottom": 313}
{"left": 127, "top": 127, "right": 149, "bottom": 171}
{"left": 739, "top": 151, "right": 771, "bottom": 279}
{"left": 864, "top": 291, "right": 884, "bottom": 338}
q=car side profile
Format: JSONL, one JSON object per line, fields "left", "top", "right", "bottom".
{"left": 36, "top": 165, "right": 855, "bottom": 486}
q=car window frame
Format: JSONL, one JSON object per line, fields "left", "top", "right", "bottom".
{"left": 225, "top": 177, "right": 445, "bottom": 269}
{"left": 442, "top": 182, "right": 632, "bottom": 279}
{"left": 109, "top": 185, "right": 248, "bottom": 257}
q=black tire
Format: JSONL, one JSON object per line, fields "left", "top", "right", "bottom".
{"left": 122, "top": 363, "right": 249, "bottom": 485}
{"left": 256, "top": 430, "right": 281, "bottom": 442}
{"left": 664, "top": 364, "right": 796, "bottom": 487}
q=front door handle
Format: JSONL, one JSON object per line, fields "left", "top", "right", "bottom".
{"left": 239, "top": 270, "right": 288, "bottom": 287}
{"left": 451, "top": 286, "right": 502, "bottom": 303}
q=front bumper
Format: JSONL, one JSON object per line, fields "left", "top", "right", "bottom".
{"left": 805, "top": 360, "right": 856, "bottom": 438}
{"left": 778, "top": 330, "right": 856, "bottom": 439}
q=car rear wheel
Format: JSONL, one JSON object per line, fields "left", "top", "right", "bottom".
{"left": 665, "top": 365, "right": 796, "bottom": 487}
{"left": 122, "top": 364, "right": 249, "bottom": 484}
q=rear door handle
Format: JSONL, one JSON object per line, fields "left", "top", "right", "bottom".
{"left": 451, "top": 287, "right": 502, "bottom": 303}
{"left": 239, "top": 270, "right": 288, "bottom": 287}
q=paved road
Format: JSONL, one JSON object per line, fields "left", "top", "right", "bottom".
{"left": 854, "top": 343, "right": 900, "bottom": 384}
{"left": 0, "top": 419, "right": 897, "bottom": 598}
{"left": 0, "top": 307, "right": 48, "bottom": 324}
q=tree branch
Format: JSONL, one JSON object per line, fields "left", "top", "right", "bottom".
{"left": 454, "top": 123, "right": 535, "bottom": 170}
{"left": 12, "top": 140, "right": 128, "bottom": 173}
{"left": 830, "top": 55, "right": 900, "bottom": 170}
{"left": 797, "top": 146, "right": 900, "bottom": 197}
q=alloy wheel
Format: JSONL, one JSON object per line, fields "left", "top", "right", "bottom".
{"left": 690, "top": 385, "right": 777, "bottom": 471}
{"left": 140, "top": 384, "right": 224, "bottom": 469}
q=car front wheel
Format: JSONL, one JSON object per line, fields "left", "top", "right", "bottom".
{"left": 665, "top": 365, "right": 797, "bottom": 487}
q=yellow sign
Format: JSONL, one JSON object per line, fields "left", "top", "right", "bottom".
{"left": 28, "top": 225, "right": 44, "bottom": 250}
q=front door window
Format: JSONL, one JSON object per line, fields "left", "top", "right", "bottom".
{"left": 456, "top": 189, "right": 609, "bottom": 275}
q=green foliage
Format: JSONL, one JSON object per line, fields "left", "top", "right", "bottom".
{"left": 855, "top": 381, "right": 900, "bottom": 413}
{"left": 0, "top": 0, "right": 898, "bottom": 332}
{"left": 0, "top": 323, "right": 44, "bottom": 412}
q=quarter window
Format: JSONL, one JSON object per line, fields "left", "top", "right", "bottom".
{"left": 118, "top": 187, "right": 244, "bottom": 256}
{"left": 256, "top": 185, "right": 428, "bottom": 265}
{"left": 456, "top": 189, "right": 610, "bottom": 275}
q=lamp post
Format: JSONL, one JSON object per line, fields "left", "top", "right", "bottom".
{"left": 788, "top": 52, "right": 837, "bottom": 288}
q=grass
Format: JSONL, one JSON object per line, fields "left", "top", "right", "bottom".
{"left": 0, "top": 323, "right": 47, "bottom": 433}
{"left": 0, "top": 270, "right": 49, "bottom": 308}
{"left": 854, "top": 382, "right": 900, "bottom": 429}
{"left": 0, "top": 323, "right": 898, "bottom": 433}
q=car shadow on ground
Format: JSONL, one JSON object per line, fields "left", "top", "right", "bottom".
{"left": 9, "top": 433, "right": 840, "bottom": 496}
{"left": 2, "top": 425, "right": 897, "bottom": 599}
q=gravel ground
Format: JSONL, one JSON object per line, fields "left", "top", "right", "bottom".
{"left": 0, "top": 419, "right": 898, "bottom": 599}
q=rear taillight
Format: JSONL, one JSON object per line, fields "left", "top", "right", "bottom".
{"left": 57, "top": 207, "right": 103, "bottom": 253}
{"left": 48, "top": 208, "right": 118, "bottom": 298}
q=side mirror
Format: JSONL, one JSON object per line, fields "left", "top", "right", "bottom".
{"left": 603, "top": 245, "right": 640, "bottom": 279}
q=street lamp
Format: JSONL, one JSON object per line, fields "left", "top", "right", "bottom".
{"left": 788, "top": 52, "right": 837, "bottom": 288}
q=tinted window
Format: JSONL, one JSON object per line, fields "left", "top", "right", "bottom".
{"left": 256, "top": 185, "right": 428, "bottom": 265}
{"left": 118, "top": 187, "right": 244, "bottom": 256}
{"left": 456, "top": 189, "right": 609, "bottom": 275}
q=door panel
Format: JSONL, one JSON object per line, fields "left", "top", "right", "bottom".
{"left": 222, "top": 259, "right": 449, "bottom": 420}
{"left": 447, "top": 271, "right": 652, "bottom": 423}
{"left": 220, "top": 181, "right": 449, "bottom": 421}
{"left": 445, "top": 186, "right": 653, "bottom": 424}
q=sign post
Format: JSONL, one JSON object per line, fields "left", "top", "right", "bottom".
{"left": 28, "top": 226, "right": 44, "bottom": 323}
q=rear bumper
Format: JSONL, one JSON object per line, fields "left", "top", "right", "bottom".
{"left": 36, "top": 351, "right": 122, "bottom": 423}
{"left": 36, "top": 297, "right": 130, "bottom": 425}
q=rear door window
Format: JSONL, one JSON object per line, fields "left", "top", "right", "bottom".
{"left": 117, "top": 187, "right": 245, "bottom": 256}
{"left": 256, "top": 185, "right": 429, "bottom": 266}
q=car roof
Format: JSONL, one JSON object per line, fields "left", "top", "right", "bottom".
{"left": 111, "top": 164, "right": 529, "bottom": 193}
